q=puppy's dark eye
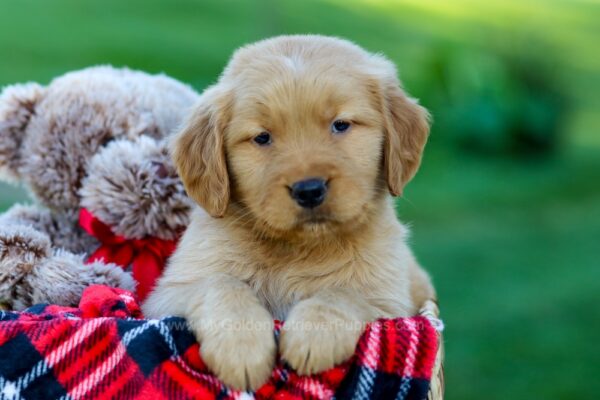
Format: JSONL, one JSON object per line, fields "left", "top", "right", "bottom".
{"left": 253, "top": 132, "right": 272, "bottom": 146}
{"left": 331, "top": 120, "right": 351, "bottom": 134}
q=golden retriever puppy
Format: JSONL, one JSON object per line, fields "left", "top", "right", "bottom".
{"left": 143, "top": 35, "right": 434, "bottom": 391}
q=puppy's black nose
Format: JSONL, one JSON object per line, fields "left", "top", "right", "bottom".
{"left": 290, "top": 178, "right": 327, "bottom": 208}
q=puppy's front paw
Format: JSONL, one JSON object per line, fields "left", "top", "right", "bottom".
{"left": 198, "top": 314, "right": 276, "bottom": 391}
{"left": 280, "top": 301, "right": 364, "bottom": 375}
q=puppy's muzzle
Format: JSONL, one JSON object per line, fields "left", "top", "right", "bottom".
{"left": 289, "top": 178, "right": 327, "bottom": 208}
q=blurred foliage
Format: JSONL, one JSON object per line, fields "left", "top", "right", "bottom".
{"left": 422, "top": 48, "right": 570, "bottom": 155}
{"left": 1, "top": 1, "right": 599, "bottom": 399}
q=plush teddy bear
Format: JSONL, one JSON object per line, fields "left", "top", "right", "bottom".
{"left": 78, "top": 135, "right": 194, "bottom": 301}
{"left": 0, "top": 66, "right": 198, "bottom": 310}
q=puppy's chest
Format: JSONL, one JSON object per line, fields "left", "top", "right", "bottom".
{"left": 236, "top": 252, "right": 392, "bottom": 320}
{"left": 254, "top": 280, "right": 297, "bottom": 321}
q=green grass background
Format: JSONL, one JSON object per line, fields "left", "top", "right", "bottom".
{"left": 1, "top": 1, "right": 599, "bottom": 399}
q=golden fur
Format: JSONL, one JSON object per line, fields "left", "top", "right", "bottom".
{"left": 143, "top": 35, "right": 434, "bottom": 391}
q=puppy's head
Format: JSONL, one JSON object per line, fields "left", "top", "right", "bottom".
{"left": 173, "top": 35, "right": 429, "bottom": 239}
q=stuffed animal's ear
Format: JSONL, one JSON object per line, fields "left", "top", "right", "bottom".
{"left": 171, "top": 85, "right": 232, "bottom": 217}
{"left": 381, "top": 79, "right": 430, "bottom": 196}
{"left": 0, "top": 83, "right": 45, "bottom": 180}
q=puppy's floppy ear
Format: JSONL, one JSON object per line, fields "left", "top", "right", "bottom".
{"left": 171, "top": 85, "right": 232, "bottom": 217}
{"left": 381, "top": 80, "right": 430, "bottom": 196}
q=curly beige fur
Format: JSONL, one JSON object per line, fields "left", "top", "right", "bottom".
{"left": 0, "top": 205, "right": 98, "bottom": 254}
{"left": 0, "top": 66, "right": 198, "bottom": 309}
{"left": 80, "top": 136, "right": 193, "bottom": 240}
{"left": 0, "top": 224, "right": 134, "bottom": 310}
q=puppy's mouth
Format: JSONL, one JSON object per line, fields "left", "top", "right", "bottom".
{"left": 297, "top": 210, "right": 335, "bottom": 226}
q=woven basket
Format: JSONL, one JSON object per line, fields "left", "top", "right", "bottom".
{"left": 419, "top": 299, "right": 444, "bottom": 400}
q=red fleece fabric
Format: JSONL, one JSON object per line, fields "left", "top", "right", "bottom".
{"left": 0, "top": 285, "right": 438, "bottom": 400}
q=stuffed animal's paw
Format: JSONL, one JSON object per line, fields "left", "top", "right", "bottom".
{"left": 24, "top": 252, "right": 135, "bottom": 309}
{"left": 280, "top": 300, "right": 364, "bottom": 375}
{"left": 198, "top": 314, "right": 276, "bottom": 391}
{"left": 0, "top": 225, "right": 50, "bottom": 263}
{"left": 0, "top": 226, "right": 51, "bottom": 309}
{"left": 85, "top": 260, "right": 136, "bottom": 292}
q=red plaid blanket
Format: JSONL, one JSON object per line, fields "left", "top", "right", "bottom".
{"left": 0, "top": 285, "right": 438, "bottom": 400}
